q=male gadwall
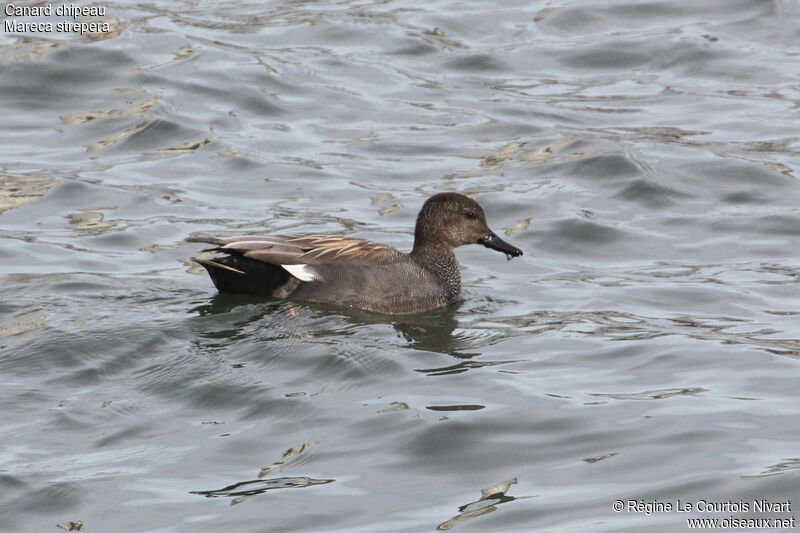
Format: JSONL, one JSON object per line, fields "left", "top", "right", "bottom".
{"left": 188, "top": 192, "right": 523, "bottom": 314}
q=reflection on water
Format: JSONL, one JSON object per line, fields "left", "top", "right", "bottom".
{"left": 391, "top": 310, "right": 478, "bottom": 357}
{"left": 0, "top": 175, "right": 57, "bottom": 215}
{"left": 487, "top": 307, "right": 800, "bottom": 359}
{"left": 191, "top": 476, "right": 335, "bottom": 505}
{"left": 437, "top": 478, "right": 519, "bottom": 531}
{"left": 190, "top": 443, "right": 331, "bottom": 505}
{"left": 259, "top": 444, "right": 308, "bottom": 478}
{"left": 591, "top": 387, "right": 707, "bottom": 401}
{"left": 55, "top": 521, "right": 83, "bottom": 532}
{"left": 742, "top": 458, "right": 800, "bottom": 480}
{"left": 191, "top": 294, "right": 477, "bottom": 357}
{"left": 415, "top": 358, "right": 520, "bottom": 377}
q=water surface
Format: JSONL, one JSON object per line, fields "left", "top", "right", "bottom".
{"left": 2, "top": 1, "right": 800, "bottom": 531}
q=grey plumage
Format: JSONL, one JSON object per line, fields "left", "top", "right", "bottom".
{"left": 188, "top": 193, "right": 523, "bottom": 314}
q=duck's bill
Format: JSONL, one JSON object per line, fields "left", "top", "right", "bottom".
{"left": 478, "top": 231, "right": 523, "bottom": 260}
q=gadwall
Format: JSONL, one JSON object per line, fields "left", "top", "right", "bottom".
{"left": 188, "top": 192, "right": 523, "bottom": 313}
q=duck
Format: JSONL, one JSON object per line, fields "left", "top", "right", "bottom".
{"left": 188, "top": 192, "right": 523, "bottom": 314}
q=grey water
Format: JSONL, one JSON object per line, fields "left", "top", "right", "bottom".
{"left": 2, "top": 1, "right": 799, "bottom": 532}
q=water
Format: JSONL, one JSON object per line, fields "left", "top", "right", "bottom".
{"left": 2, "top": 1, "right": 799, "bottom": 531}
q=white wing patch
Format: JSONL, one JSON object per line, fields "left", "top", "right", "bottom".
{"left": 282, "top": 264, "right": 318, "bottom": 282}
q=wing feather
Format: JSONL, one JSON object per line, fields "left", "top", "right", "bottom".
{"left": 190, "top": 234, "right": 403, "bottom": 267}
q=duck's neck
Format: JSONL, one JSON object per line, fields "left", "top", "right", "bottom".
{"left": 410, "top": 245, "right": 461, "bottom": 301}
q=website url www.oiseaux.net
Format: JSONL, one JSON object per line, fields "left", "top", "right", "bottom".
{"left": 687, "top": 516, "right": 796, "bottom": 529}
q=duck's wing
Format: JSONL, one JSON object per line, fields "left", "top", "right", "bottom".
{"left": 188, "top": 234, "right": 405, "bottom": 281}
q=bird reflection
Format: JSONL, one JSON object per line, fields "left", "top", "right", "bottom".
{"left": 189, "top": 294, "right": 480, "bottom": 359}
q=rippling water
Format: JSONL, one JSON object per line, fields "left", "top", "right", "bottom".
{"left": 2, "top": 1, "right": 800, "bottom": 532}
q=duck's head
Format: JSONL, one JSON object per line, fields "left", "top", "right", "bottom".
{"left": 413, "top": 192, "right": 523, "bottom": 259}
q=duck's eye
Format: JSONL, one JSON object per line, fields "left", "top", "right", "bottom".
{"left": 464, "top": 210, "right": 477, "bottom": 220}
